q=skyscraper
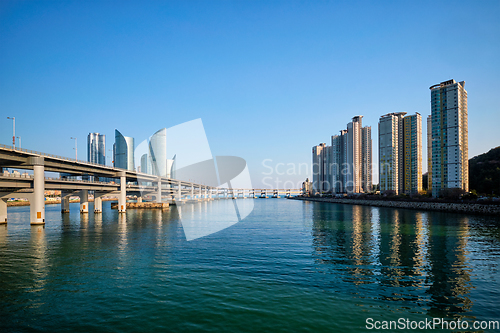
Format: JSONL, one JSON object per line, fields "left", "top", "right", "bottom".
{"left": 379, "top": 112, "right": 405, "bottom": 193}
{"left": 361, "top": 125, "right": 372, "bottom": 193}
{"left": 403, "top": 113, "right": 422, "bottom": 193}
{"left": 378, "top": 112, "right": 422, "bottom": 194}
{"left": 149, "top": 128, "right": 167, "bottom": 177}
{"left": 331, "top": 129, "right": 348, "bottom": 193}
{"left": 140, "top": 153, "right": 150, "bottom": 174}
{"left": 430, "top": 79, "right": 468, "bottom": 196}
{"left": 312, "top": 116, "right": 372, "bottom": 194}
{"left": 427, "top": 115, "right": 432, "bottom": 190}
{"left": 114, "top": 129, "right": 135, "bottom": 171}
{"left": 312, "top": 143, "right": 328, "bottom": 194}
{"left": 87, "top": 133, "right": 106, "bottom": 165}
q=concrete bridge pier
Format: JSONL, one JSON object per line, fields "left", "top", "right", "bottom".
{"left": 0, "top": 198, "right": 7, "bottom": 224}
{"left": 137, "top": 196, "right": 143, "bottom": 203}
{"left": 30, "top": 157, "right": 45, "bottom": 225}
{"left": 118, "top": 172, "right": 126, "bottom": 213}
{"left": 156, "top": 178, "right": 162, "bottom": 203}
{"left": 94, "top": 192, "right": 104, "bottom": 213}
{"left": 198, "top": 186, "right": 202, "bottom": 200}
{"left": 80, "top": 190, "right": 89, "bottom": 213}
{"left": 61, "top": 191, "right": 71, "bottom": 213}
{"left": 191, "top": 185, "right": 195, "bottom": 200}
{"left": 177, "top": 181, "right": 182, "bottom": 202}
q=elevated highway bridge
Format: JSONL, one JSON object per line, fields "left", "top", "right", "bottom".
{"left": 0, "top": 144, "right": 301, "bottom": 225}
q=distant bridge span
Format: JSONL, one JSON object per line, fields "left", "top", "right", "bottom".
{"left": 0, "top": 144, "right": 301, "bottom": 225}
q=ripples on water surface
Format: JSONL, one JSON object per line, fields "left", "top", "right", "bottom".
{"left": 1, "top": 200, "right": 499, "bottom": 332}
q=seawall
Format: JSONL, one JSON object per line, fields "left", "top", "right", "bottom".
{"left": 289, "top": 197, "right": 500, "bottom": 216}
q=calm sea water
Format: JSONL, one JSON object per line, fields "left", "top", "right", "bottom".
{"left": 1, "top": 199, "right": 499, "bottom": 332}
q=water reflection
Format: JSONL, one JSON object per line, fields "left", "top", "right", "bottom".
{"left": 29, "top": 225, "right": 48, "bottom": 305}
{"left": 0, "top": 224, "right": 7, "bottom": 247}
{"left": 426, "top": 214, "right": 473, "bottom": 318}
{"left": 311, "top": 203, "right": 475, "bottom": 318}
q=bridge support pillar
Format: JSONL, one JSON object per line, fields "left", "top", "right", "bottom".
{"left": 119, "top": 173, "right": 126, "bottom": 213}
{"left": 199, "top": 186, "right": 202, "bottom": 199}
{"left": 191, "top": 185, "right": 194, "bottom": 200}
{"left": 0, "top": 198, "right": 7, "bottom": 224}
{"left": 80, "top": 190, "right": 89, "bottom": 213}
{"left": 157, "top": 178, "right": 162, "bottom": 203}
{"left": 94, "top": 192, "right": 103, "bottom": 213}
{"left": 137, "top": 196, "right": 142, "bottom": 203}
{"left": 30, "top": 157, "right": 45, "bottom": 225}
{"left": 177, "top": 181, "right": 182, "bottom": 201}
{"left": 61, "top": 191, "right": 71, "bottom": 213}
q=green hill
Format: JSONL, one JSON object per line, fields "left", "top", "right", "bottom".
{"left": 469, "top": 146, "right": 500, "bottom": 195}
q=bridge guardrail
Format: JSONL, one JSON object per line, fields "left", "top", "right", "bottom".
{"left": 0, "top": 143, "right": 128, "bottom": 172}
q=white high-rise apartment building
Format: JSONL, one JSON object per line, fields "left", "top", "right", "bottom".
{"left": 430, "top": 79, "right": 468, "bottom": 196}
{"left": 378, "top": 112, "right": 422, "bottom": 194}
{"left": 312, "top": 116, "right": 372, "bottom": 194}
{"left": 312, "top": 143, "right": 328, "bottom": 194}
{"left": 379, "top": 112, "right": 405, "bottom": 193}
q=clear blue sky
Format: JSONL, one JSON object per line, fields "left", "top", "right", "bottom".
{"left": 1, "top": 0, "right": 499, "bottom": 188}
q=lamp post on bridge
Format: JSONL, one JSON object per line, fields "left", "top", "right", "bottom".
{"left": 16, "top": 136, "right": 21, "bottom": 149}
{"left": 70, "top": 137, "right": 77, "bottom": 160}
{"left": 6, "top": 117, "right": 15, "bottom": 149}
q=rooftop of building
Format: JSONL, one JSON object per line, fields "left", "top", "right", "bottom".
{"left": 429, "top": 79, "right": 465, "bottom": 90}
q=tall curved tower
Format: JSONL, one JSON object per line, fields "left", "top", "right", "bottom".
{"left": 114, "top": 129, "right": 134, "bottom": 171}
{"left": 149, "top": 128, "right": 167, "bottom": 177}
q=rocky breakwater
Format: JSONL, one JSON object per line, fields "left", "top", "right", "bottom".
{"left": 290, "top": 197, "right": 500, "bottom": 216}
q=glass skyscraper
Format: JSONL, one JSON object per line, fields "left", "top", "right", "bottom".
{"left": 149, "top": 128, "right": 167, "bottom": 177}
{"left": 87, "top": 133, "right": 106, "bottom": 165}
{"left": 114, "top": 129, "right": 134, "bottom": 171}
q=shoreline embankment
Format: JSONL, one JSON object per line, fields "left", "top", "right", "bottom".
{"left": 289, "top": 196, "right": 500, "bottom": 216}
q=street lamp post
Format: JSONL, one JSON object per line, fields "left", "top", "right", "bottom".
{"left": 16, "top": 136, "right": 21, "bottom": 149}
{"left": 70, "top": 137, "right": 77, "bottom": 160}
{"left": 6, "top": 117, "right": 15, "bottom": 149}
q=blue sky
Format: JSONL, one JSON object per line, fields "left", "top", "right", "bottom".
{"left": 1, "top": 0, "right": 499, "bottom": 188}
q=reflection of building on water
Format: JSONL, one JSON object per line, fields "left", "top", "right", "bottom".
{"left": 348, "top": 205, "right": 376, "bottom": 284}
{"left": 426, "top": 214, "right": 472, "bottom": 318}
{"left": 311, "top": 203, "right": 377, "bottom": 286}
{"left": 378, "top": 209, "right": 427, "bottom": 292}
{"left": 311, "top": 203, "right": 473, "bottom": 316}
